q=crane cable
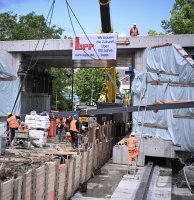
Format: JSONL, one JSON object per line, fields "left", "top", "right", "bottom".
{"left": 65, "top": 0, "right": 124, "bottom": 102}
{"left": 11, "top": 0, "right": 56, "bottom": 113}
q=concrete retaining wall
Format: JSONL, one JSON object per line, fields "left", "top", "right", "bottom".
{"left": 0, "top": 123, "right": 117, "bottom": 200}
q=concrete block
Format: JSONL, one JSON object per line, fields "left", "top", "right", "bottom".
{"left": 101, "top": 163, "right": 129, "bottom": 176}
{"left": 80, "top": 151, "right": 88, "bottom": 184}
{"left": 140, "top": 136, "right": 181, "bottom": 158}
{"left": 136, "top": 153, "right": 145, "bottom": 167}
{"left": 112, "top": 145, "right": 128, "bottom": 165}
{"left": 98, "top": 142, "right": 103, "bottom": 167}
{"left": 86, "top": 148, "right": 93, "bottom": 181}
{"left": 22, "top": 170, "right": 32, "bottom": 200}
{"left": 32, "top": 165, "right": 45, "bottom": 200}
{"left": 111, "top": 168, "right": 145, "bottom": 200}
{"left": 93, "top": 140, "right": 99, "bottom": 170}
{"left": 14, "top": 176, "right": 22, "bottom": 200}
{"left": 66, "top": 157, "right": 75, "bottom": 199}
{"left": 0, "top": 178, "right": 14, "bottom": 200}
{"left": 147, "top": 166, "right": 171, "bottom": 200}
{"left": 73, "top": 154, "right": 82, "bottom": 192}
{"left": 56, "top": 164, "right": 67, "bottom": 200}
{"left": 45, "top": 162, "right": 56, "bottom": 200}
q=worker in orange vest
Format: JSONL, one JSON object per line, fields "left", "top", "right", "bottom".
{"left": 70, "top": 114, "right": 80, "bottom": 149}
{"left": 7, "top": 112, "right": 20, "bottom": 141}
{"left": 130, "top": 23, "right": 139, "bottom": 37}
{"left": 124, "top": 132, "right": 139, "bottom": 165}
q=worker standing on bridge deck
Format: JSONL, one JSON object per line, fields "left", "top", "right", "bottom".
{"left": 7, "top": 112, "right": 20, "bottom": 142}
{"left": 124, "top": 132, "right": 139, "bottom": 165}
{"left": 130, "top": 23, "right": 139, "bottom": 36}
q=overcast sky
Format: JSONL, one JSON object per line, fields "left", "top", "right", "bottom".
{"left": 0, "top": 0, "right": 175, "bottom": 37}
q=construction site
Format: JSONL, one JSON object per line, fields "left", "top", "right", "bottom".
{"left": 1, "top": 0, "right": 194, "bottom": 199}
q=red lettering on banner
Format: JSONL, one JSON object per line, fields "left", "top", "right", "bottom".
{"left": 75, "top": 37, "right": 94, "bottom": 50}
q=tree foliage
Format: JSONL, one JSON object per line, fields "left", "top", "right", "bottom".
{"left": 147, "top": 29, "right": 164, "bottom": 36}
{"left": 75, "top": 68, "right": 121, "bottom": 103}
{"left": 75, "top": 69, "right": 106, "bottom": 103}
{"left": 161, "top": 0, "right": 194, "bottom": 34}
{"left": 0, "top": 11, "right": 63, "bottom": 40}
{"left": 51, "top": 68, "right": 71, "bottom": 110}
{"left": 0, "top": 11, "right": 71, "bottom": 109}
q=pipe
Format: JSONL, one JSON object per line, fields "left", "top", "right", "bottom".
{"left": 99, "top": 0, "right": 112, "bottom": 33}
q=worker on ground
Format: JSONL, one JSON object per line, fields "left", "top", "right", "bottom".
{"left": 130, "top": 23, "right": 139, "bottom": 37}
{"left": 18, "top": 121, "right": 28, "bottom": 132}
{"left": 7, "top": 112, "right": 20, "bottom": 142}
{"left": 123, "top": 132, "right": 139, "bottom": 165}
{"left": 70, "top": 114, "right": 80, "bottom": 149}
{"left": 57, "top": 118, "right": 64, "bottom": 141}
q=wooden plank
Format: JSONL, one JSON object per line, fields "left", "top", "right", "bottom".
{"left": 80, "top": 151, "right": 88, "bottom": 184}
{"left": 55, "top": 164, "right": 67, "bottom": 200}
{"left": 32, "top": 165, "right": 45, "bottom": 200}
{"left": 0, "top": 178, "right": 14, "bottom": 200}
{"left": 14, "top": 176, "right": 22, "bottom": 200}
{"left": 173, "top": 114, "right": 194, "bottom": 119}
{"left": 44, "top": 151, "right": 76, "bottom": 156}
{"left": 45, "top": 162, "right": 56, "bottom": 200}
{"left": 22, "top": 170, "right": 32, "bottom": 200}
{"left": 66, "top": 157, "right": 75, "bottom": 200}
{"left": 138, "top": 122, "right": 168, "bottom": 130}
{"left": 86, "top": 148, "right": 93, "bottom": 181}
{"left": 73, "top": 154, "right": 82, "bottom": 192}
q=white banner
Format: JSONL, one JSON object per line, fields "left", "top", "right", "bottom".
{"left": 72, "top": 33, "right": 117, "bottom": 60}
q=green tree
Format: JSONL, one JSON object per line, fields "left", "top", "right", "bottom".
{"left": 0, "top": 12, "right": 71, "bottom": 109}
{"left": 147, "top": 29, "right": 164, "bottom": 36}
{"left": 0, "top": 12, "right": 63, "bottom": 40}
{"left": 161, "top": 0, "right": 194, "bottom": 34}
{"left": 75, "top": 69, "right": 106, "bottom": 103}
{"left": 0, "top": 12, "right": 17, "bottom": 40}
{"left": 51, "top": 68, "right": 71, "bottom": 110}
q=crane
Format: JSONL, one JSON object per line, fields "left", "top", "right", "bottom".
{"left": 98, "top": 0, "right": 117, "bottom": 103}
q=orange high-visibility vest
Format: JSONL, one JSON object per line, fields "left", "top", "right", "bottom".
{"left": 7, "top": 115, "right": 19, "bottom": 129}
{"left": 127, "top": 137, "right": 138, "bottom": 151}
{"left": 130, "top": 28, "right": 139, "bottom": 36}
{"left": 70, "top": 119, "right": 79, "bottom": 132}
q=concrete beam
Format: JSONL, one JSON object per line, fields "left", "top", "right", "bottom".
{"left": 0, "top": 35, "right": 194, "bottom": 53}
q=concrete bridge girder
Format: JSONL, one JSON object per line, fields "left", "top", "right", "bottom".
{"left": 0, "top": 34, "right": 194, "bottom": 114}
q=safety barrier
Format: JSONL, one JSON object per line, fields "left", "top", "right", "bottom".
{"left": 0, "top": 122, "right": 126, "bottom": 200}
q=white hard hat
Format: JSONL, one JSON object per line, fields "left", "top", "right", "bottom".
{"left": 131, "top": 132, "right": 135, "bottom": 136}
{"left": 133, "top": 23, "right": 136, "bottom": 26}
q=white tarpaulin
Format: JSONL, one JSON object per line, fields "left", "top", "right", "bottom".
{"left": 72, "top": 33, "right": 117, "bottom": 60}
{"left": 0, "top": 58, "right": 21, "bottom": 116}
{"left": 132, "top": 44, "right": 194, "bottom": 152}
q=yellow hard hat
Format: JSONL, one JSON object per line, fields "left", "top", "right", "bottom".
{"left": 7, "top": 112, "right": 12, "bottom": 116}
